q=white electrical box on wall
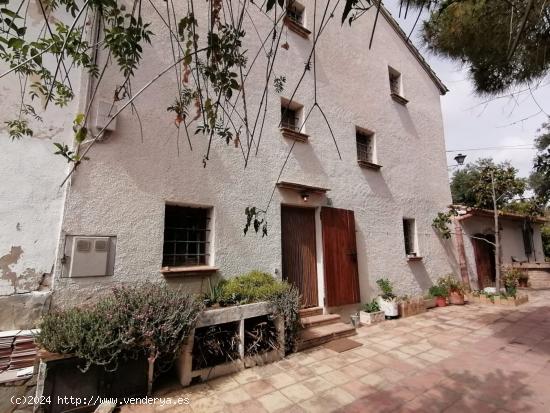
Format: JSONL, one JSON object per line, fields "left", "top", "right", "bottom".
{"left": 69, "top": 236, "right": 112, "bottom": 277}
{"left": 95, "top": 100, "right": 117, "bottom": 133}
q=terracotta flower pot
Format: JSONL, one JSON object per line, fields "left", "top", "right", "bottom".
{"left": 449, "top": 291, "right": 465, "bottom": 305}
{"left": 435, "top": 297, "right": 447, "bottom": 307}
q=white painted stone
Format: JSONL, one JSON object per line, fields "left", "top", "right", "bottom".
{"left": 49, "top": 2, "right": 456, "bottom": 309}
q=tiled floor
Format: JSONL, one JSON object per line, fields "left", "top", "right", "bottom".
{"left": 122, "top": 290, "right": 550, "bottom": 412}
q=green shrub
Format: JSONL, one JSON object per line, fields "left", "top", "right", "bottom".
{"left": 429, "top": 285, "right": 448, "bottom": 298}
{"left": 36, "top": 283, "right": 203, "bottom": 376}
{"left": 269, "top": 283, "right": 301, "bottom": 354}
{"left": 502, "top": 266, "right": 522, "bottom": 296}
{"left": 217, "top": 270, "right": 301, "bottom": 354}
{"left": 437, "top": 275, "right": 465, "bottom": 293}
{"left": 376, "top": 278, "right": 396, "bottom": 300}
{"left": 218, "top": 270, "right": 288, "bottom": 305}
{"left": 361, "top": 299, "right": 380, "bottom": 313}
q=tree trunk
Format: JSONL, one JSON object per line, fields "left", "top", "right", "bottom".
{"left": 147, "top": 352, "right": 157, "bottom": 396}
{"left": 491, "top": 172, "right": 501, "bottom": 292}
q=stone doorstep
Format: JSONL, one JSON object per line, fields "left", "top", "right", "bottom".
{"left": 297, "top": 322, "right": 357, "bottom": 351}
{"left": 299, "top": 307, "right": 323, "bottom": 318}
{"left": 300, "top": 314, "right": 341, "bottom": 329}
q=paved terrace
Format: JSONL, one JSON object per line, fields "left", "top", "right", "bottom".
{"left": 123, "top": 290, "right": 550, "bottom": 413}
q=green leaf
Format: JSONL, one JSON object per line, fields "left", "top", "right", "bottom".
{"left": 75, "top": 127, "right": 87, "bottom": 143}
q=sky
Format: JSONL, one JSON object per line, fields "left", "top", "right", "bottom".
{"left": 384, "top": 0, "right": 549, "bottom": 178}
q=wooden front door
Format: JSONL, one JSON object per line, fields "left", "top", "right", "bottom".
{"left": 281, "top": 206, "right": 318, "bottom": 307}
{"left": 472, "top": 234, "right": 496, "bottom": 289}
{"left": 321, "top": 207, "right": 360, "bottom": 306}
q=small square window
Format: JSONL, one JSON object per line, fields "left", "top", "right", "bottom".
{"left": 284, "top": 1, "right": 310, "bottom": 38}
{"left": 281, "top": 99, "right": 303, "bottom": 132}
{"left": 403, "top": 218, "right": 418, "bottom": 256}
{"left": 356, "top": 129, "right": 374, "bottom": 164}
{"left": 287, "top": 2, "right": 305, "bottom": 25}
{"left": 389, "top": 67, "right": 402, "bottom": 96}
{"left": 163, "top": 205, "right": 211, "bottom": 267}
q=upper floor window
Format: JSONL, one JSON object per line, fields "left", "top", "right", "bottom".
{"left": 389, "top": 66, "right": 408, "bottom": 105}
{"left": 356, "top": 127, "right": 380, "bottom": 169}
{"left": 281, "top": 105, "right": 300, "bottom": 131}
{"left": 280, "top": 99, "right": 308, "bottom": 142}
{"left": 284, "top": 1, "right": 311, "bottom": 38}
{"left": 403, "top": 218, "right": 419, "bottom": 258}
{"left": 163, "top": 205, "right": 211, "bottom": 267}
{"left": 287, "top": 2, "right": 305, "bottom": 25}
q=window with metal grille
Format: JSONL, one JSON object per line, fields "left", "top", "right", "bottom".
{"left": 287, "top": 2, "right": 304, "bottom": 25}
{"left": 281, "top": 105, "right": 300, "bottom": 131}
{"left": 403, "top": 218, "right": 417, "bottom": 256}
{"left": 356, "top": 129, "right": 374, "bottom": 163}
{"left": 389, "top": 67, "right": 402, "bottom": 96}
{"left": 163, "top": 205, "right": 211, "bottom": 267}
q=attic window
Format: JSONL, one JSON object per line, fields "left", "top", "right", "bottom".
{"left": 280, "top": 99, "right": 308, "bottom": 142}
{"left": 356, "top": 128, "right": 381, "bottom": 170}
{"left": 389, "top": 66, "right": 408, "bottom": 105}
{"left": 287, "top": 2, "right": 304, "bottom": 25}
{"left": 284, "top": 1, "right": 311, "bottom": 38}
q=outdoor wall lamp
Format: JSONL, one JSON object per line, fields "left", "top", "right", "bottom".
{"left": 454, "top": 153, "right": 467, "bottom": 166}
{"left": 300, "top": 191, "right": 310, "bottom": 202}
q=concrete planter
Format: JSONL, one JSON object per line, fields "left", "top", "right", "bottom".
{"left": 472, "top": 294, "right": 528, "bottom": 307}
{"left": 359, "top": 310, "right": 385, "bottom": 325}
{"left": 449, "top": 291, "right": 465, "bottom": 305}
{"left": 177, "top": 302, "right": 284, "bottom": 387}
{"left": 424, "top": 297, "right": 437, "bottom": 309}
{"left": 36, "top": 351, "right": 147, "bottom": 413}
{"left": 398, "top": 297, "right": 426, "bottom": 318}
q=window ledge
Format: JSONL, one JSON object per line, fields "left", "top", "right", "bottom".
{"left": 391, "top": 93, "right": 409, "bottom": 105}
{"left": 281, "top": 127, "right": 309, "bottom": 143}
{"left": 284, "top": 17, "right": 311, "bottom": 39}
{"left": 358, "top": 160, "right": 382, "bottom": 170}
{"left": 160, "top": 265, "right": 219, "bottom": 277}
{"left": 407, "top": 256, "right": 423, "bottom": 262}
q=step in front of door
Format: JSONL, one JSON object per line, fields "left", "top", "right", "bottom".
{"left": 300, "top": 314, "right": 341, "bottom": 328}
{"left": 297, "top": 322, "right": 356, "bottom": 351}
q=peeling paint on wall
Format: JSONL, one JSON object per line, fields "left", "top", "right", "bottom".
{"left": 0, "top": 247, "right": 47, "bottom": 295}
{"left": 0, "top": 246, "right": 23, "bottom": 292}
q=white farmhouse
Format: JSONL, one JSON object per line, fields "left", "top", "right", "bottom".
{"left": 2, "top": 1, "right": 465, "bottom": 329}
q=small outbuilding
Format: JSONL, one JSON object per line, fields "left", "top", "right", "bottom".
{"left": 453, "top": 206, "right": 548, "bottom": 290}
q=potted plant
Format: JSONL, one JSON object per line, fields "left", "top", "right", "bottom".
{"left": 359, "top": 299, "right": 385, "bottom": 325}
{"left": 429, "top": 285, "right": 448, "bottom": 307}
{"left": 502, "top": 268, "right": 519, "bottom": 297}
{"left": 438, "top": 275, "right": 465, "bottom": 305}
{"left": 424, "top": 293, "right": 437, "bottom": 309}
{"left": 376, "top": 278, "right": 399, "bottom": 319}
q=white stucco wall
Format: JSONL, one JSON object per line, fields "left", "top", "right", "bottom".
{"left": 460, "top": 216, "right": 545, "bottom": 289}
{"left": 0, "top": 2, "right": 86, "bottom": 328}
{"left": 52, "top": 1, "right": 455, "bottom": 308}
